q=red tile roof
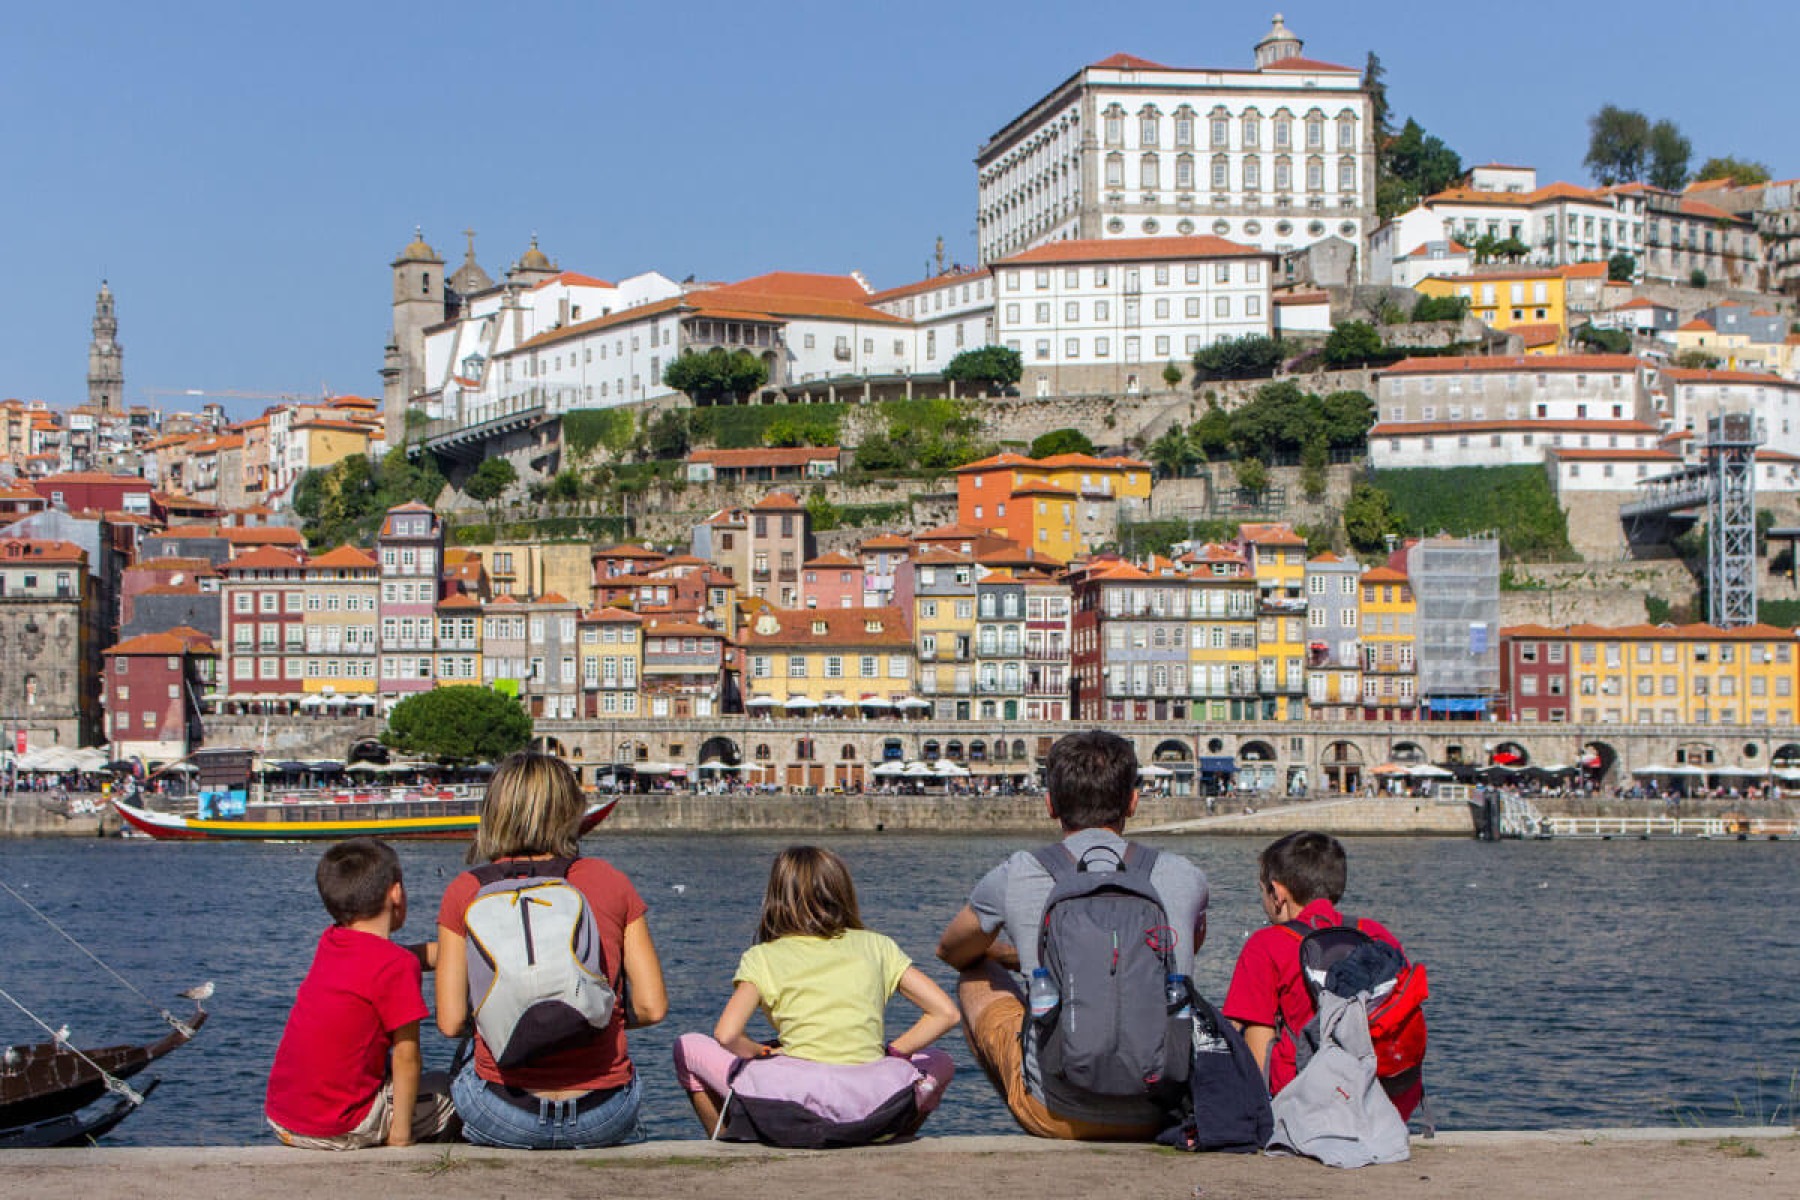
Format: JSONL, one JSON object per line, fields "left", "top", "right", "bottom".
{"left": 1090, "top": 52, "right": 1168, "bottom": 70}
{"left": 1379, "top": 354, "right": 1640, "bottom": 376}
{"left": 1259, "top": 55, "right": 1357, "bottom": 73}
{"left": 741, "top": 606, "right": 912, "bottom": 649}
{"left": 1239, "top": 523, "right": 1306, "bottom": 545}
{"left": 750, "top": 492, "right": 805, "bottom": 511}
{"left": 220, "top": 547, "right": 305, "bottom": 571}
{"left": 1361, "top": 567, "right": 1410, "bottom": 584}
{"left": 1509, "top": 323, "right": 1563, "bottom": 346}
{"left": 105, "top": 628, "right": 216, "bottom": 657}
{"left": 1661, "top": 368, "right": 1794, "bottom": 386}
{"left": 1546, "top": 448, "right": 1679, "bottom": 462}
{"left": 307, "top": 545, "right": 378, "bottom": 570}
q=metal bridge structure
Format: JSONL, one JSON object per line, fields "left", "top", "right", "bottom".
{"left": 1619, "top": 412, "right": 1762, "bottom": 627}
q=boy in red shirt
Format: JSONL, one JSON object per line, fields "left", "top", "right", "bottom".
{"left": 1222, "top": 831, "right": 1419, "bottom": 1119}
{"left": 266, "top": 839, "right": 458, "bottom": 1149}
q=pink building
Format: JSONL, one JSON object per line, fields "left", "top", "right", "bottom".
{"left": 377, "top": 501, "right": 443, "bottom": 699}
{"left": 802, "top": 551, "right": 864, "bottom": 610}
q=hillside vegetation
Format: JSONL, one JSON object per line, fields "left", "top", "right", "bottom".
{"left": 1373, "top": 465, "right": 1575, "bottom": 560}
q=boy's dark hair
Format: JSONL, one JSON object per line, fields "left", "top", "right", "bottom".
{"left": 315, "top": 838, "right": 402, "bottom": 925}
{"left": 1044, "top": 730, "right": 1137, "bottom": 831}
{"left": 1259, "top": 831, "right": 1347, "bottom": 906}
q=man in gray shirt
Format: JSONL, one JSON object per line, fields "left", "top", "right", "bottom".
{"left": 937, "top": 730, "right": 1209, "bottom": 1138}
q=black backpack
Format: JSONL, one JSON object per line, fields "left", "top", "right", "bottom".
{"left": 1156, "top": 982, "right": 1274, "bottom": 1154}
{"left": 1028, "top": 841, "right": 1188, "bottom": 1113}
{"left": 1283, "top": 919, "right": 1428, "bottom": 1109}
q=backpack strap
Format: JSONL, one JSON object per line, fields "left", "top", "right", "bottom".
{"left": 1120, "top": 841, "right": 1160, "bottom": 876}
{"left": 472, "top": 855, "right": 579, "bottom": 885}
{"left": 1030, "top": 844, "right": 1077, "bottom": 881}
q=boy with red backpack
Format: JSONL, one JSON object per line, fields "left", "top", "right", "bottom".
{"left": 1222, "top": 832, "right": 1426, "bottom": 1122}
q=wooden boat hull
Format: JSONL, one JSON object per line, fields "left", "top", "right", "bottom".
{"left": 0, "top": 1083, "right": 153, "bottom": 1149}
{"left": 0, "top": 1010, "right": 204, "bottom": 1129}
{"left": 111, "top": 796, "right": 618, "bottom": 842}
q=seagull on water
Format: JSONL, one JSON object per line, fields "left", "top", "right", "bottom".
{"left": 670, "top": 883, "right": 687, "bottom": 895}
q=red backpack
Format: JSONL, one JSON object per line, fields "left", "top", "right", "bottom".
{"left": 1281, "top": 919, "right": 1428, "bottom": 1109}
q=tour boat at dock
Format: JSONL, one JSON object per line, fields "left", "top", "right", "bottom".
{"left": 111, "top": 787, "right": 618, "bottom": 842}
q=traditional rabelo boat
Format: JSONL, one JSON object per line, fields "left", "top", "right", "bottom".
{"left": 112, "top": 790, "right": 619, "bottom": 842}
{"left": 0, "top": 989, "right": 209, "bottom": 1148}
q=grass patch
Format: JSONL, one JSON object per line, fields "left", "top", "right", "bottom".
{"left": 693, "top": 403, "right": 846, "bottom": 450}
{"left": 1716, "top": 1137, "right": 1765, "bottom": 1158}
{"left": 1374, "top": 465, "right": 1575, "bottom": 560}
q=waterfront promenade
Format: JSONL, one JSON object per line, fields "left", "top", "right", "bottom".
{"left": 4, "top": 1128, "right": 1794, "bottom": 1199}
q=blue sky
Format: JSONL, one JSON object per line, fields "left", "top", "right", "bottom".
{"left": 3, "top": 1, "right": 1792, "bottom": 416}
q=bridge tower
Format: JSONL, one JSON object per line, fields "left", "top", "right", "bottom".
{"left": 1704, "top": 411, "right": 1760, "bottom": 628}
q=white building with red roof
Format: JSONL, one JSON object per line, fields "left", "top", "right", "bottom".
{"left": 975, "top": 15, "right": 1374, "bottom": 264}
{"left": 991, "top": 236, "right": 1274, "bottom": 397}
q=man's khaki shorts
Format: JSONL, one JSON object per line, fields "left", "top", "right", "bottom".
{"left": 964, "top": 991, "right": 1164, "bottom": 1141}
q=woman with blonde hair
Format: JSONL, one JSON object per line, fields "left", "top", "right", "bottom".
{"left": 436, "top": 751, "right": 666, "bottom": 1148}
{"left": 672, "top": 846, "right": 958, "bottom": 1146}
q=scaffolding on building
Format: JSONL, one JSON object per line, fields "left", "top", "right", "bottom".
{"left": 1406, "top": 533, "right": 1501, "bottom": 716}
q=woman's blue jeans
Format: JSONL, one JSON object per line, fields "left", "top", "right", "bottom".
{"left": 451, "top": 1063, "right": 646, "bottom": 1150}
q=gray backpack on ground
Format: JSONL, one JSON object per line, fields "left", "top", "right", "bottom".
{"left": 1028, "top": 841, "right": 1187, "bottom": 1114}
{"left": 1267, "top": 990, "right": 1410, "bottom": 1168}
{"left": 463, "top": 857, "right": 616, "bottom": 1068}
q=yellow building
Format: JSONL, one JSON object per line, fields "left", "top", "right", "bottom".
{"left": 909, "top": 550, "right": 978, "bottom": 718}
{"left": 578, "top": 607, "right": 642, "bottom": 718}
{"left": 1358, "top": 566, "right": 1417, "bottom": 720}
{"left": 434, "top": 594, "right": 483, "bottom": 685}
{"left": 298, "top": 546, "right": 379, "bottom": 697}
{"left": 1561, "top": 623, "right": 1797, "bottom": 726}
{"left": 740, "top": 607, "right": 915, "bottom": 712}
{"left": 955, "top": 451, "right": 1151, "bottom": 558}
{"left": 457, "top": 540, "right": 596, "bottom": 605}
{"left": 293, "top": 418, "right": 375, "bottom": 478}
{"left": 1240, "top": 524, "right": 1309, "bottom": 722}
{"left": 1416, "top": 268, "right": 1568, "bottom": 334}
{"left": 1164, "top": 546, "right": 1259, "bottom": 723}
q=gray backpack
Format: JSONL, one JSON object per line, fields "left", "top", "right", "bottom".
{"left": 1028, "top": 842, "right": 1186, "bottom": 1113}
{"left": 463, "top": 857, "right": 616, "bottom": 1068}
{"left": 1267, "top": 990, "right": 1410, "bottom": 1167}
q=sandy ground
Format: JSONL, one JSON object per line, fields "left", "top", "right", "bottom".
{"left": 0, "top": 1129, "right": 1794, "bottom": 1200}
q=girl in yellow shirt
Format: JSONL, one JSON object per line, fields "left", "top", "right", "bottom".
{"left": 672, "top": 846, "right": 959, "bottom": 1144}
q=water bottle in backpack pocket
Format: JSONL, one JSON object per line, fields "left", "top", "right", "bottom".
{"left": 463, "top": 857, "right": 616, "bottom": 1068}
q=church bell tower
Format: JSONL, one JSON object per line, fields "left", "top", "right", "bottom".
{"left": 87, "top": 281, "right": 124, "bottom": 412}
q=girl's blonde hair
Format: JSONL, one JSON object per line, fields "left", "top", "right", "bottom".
{"left": 470, "top": 751, "right": 583, "bottom": 863}
{"left": 755, "top": 846, "right": 863, "bottom": 943}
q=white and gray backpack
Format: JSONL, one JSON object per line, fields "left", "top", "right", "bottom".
{"left": 463, "top": 857, "right": 616, "bottom": 1068}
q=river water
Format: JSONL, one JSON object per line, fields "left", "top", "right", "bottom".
{"left": 3, "top": 833, "right": 1796, "bottom": 1144}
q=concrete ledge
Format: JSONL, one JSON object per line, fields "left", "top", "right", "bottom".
{"left": 4, "top": 1128, "right": 1795, "bottom": 1200}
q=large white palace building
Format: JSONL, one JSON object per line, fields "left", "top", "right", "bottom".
{"left": 975, "top": 15, "right": 1375, "bottom": 266}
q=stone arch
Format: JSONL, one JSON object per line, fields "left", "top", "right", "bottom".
{"left": 922, "top": 739, "right": 941, "bottom": 761}
{"left": 945, "top": 739, "right": 965, "bottom": 762}
{"left": 616, "top": 740, "right": 644, "bottom": 764}
{"left": 1489, "top": 740, "right": 1530, "bottom": 768}
{"left": 1153, "top": 739, "right": 1192, "bottom": 763}
{"left": 969, "top": 739, "right": 988, "bottom": 762}
{"left": 1580, "top": 741, "right": 1618, "bottom": 781}
{"left": 698, "top": 735, "right": 740, "bottom": 766}
{"left": 1675, "top": 741, "right": 1715, "bottom": 766}
{"left": 1012, "top": 738, "right": 1028, "bottom": 762}
{"left": 1772, "top": 742, "right": 1800, "bottom": 767}
{"left": 348, "top": 738, "right": 387, "bottom": 765}
{"left": 1391, "top": 741, "right": 1426, "bottom": 764}
{"left": 881, "top": 738, "right": 904, "bottom": 761}
{"left": 1238, "top": 740, "right": 1276, "bottom": 762}
{"left": 539, "top": 736, "right": 568, "bottom": 758}
{"left": 839, "top": 743, "right": 858, "bottom": 761}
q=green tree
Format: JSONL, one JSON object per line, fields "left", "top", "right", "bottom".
{"left": 1191, "top": 333, "right": 1286, "bottom": 381}
{"left": 1695, "top": 156, "right": 1772, "bottom": 187}
{"left": 1676, "top": 348, "right": 1721, "bottom": 370}
{"left": 1323, "top": 321, "right": 1384, "bottom": 367}
{"left": 547, "top": 470, "right": 583, "bottom": 502}
{"left": 1343, "top": 482, "right": 1403, "bottom": 553}
{"left": 1585, "top": 105, "right": 1651, "bottom": 185}
{"left": 1647, "top": 119, "right": 1692, "bottom": 191}
{"left": 1161, "top": 360, "right": 1184, "bottom": 390}
{"left": 662, "top": 347, "right": 768, "bottom": 403}
{"left": 1300, "top": 438, "right": 1328, "bottom": 500}
{"left": 1320, "top": 390, "right": 1376, "bottom": 448}
{"left": 465, "top": 457, "right": 517, "bottom": 516}
{"left": 805, "top": 489, "right": 841, "bottom": 532}
{"left": 644, "top": 409, "right": 693, "bottom": 459}
{"left": 853, "top": 432, "right": 907, "bottom": 472}
{"left": 1608, "top": 252, "right": 1637, "bottom": 283}
{"left": 1573, "top": 324, "right": 1632, "bottom": 354}
{"left": 1689, "top": 268, "right": 1710, "bottom": 290}
{"left": 1147, "top": 426, "right": 1198, "bottom": 478}
{"left": 943, "top": 345, "right": 1023, "bottom": 391}
{"left": 1191, "top": 402, "right": 1233, "bottom": 459}
{"left": 1234, "top": 456, "right": 1268, "bottom": 496}
{"left": 382, "top": 686, "right": 532, "bottom": 764}
{"left": 1030, "top": 428, "right": 1096, "bottom": 458}
{"left": 1410, "top": 294, "right": 1469, "bottom": 322}
{"left": 1362, "top": 52, "right": 1392, "bottom": 140}
{"left": 1230, "top": 380, "right": 1322, "bottom": 458}
{"left": 1377, "top": 118, "right": 1464, "bottom": 220}
{"left": 1470, "top": 232, "right": 1529, "bottom": 264}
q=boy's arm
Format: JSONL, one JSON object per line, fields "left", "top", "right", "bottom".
{"left": 405, "top": 942, "right": 437, "bottom": 972}
{"left": 387, "top": 1021, "right": 421, "bottom": 1147}
{"left": 1235, "top": 1020, "right": 1276, "bottom": 1073}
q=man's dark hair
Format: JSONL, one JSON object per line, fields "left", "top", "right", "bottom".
{"left": 1259, "top": 831, "right": 1348, "bottom": 906}
{"left": 1044, "top": 730, "right": 1137, "bottom": 831}
{"left": 315, "top": 838, "right": 402, "bottom": 925}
